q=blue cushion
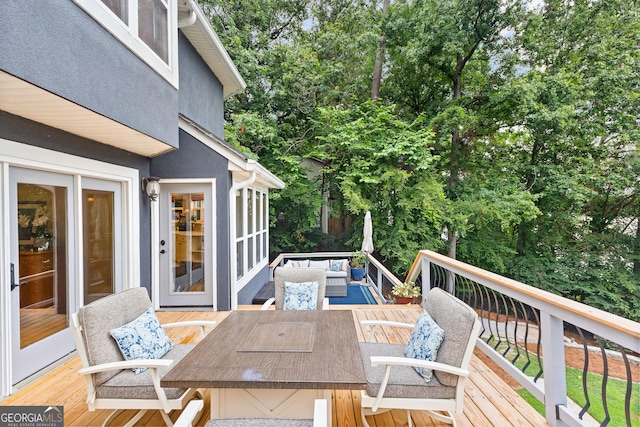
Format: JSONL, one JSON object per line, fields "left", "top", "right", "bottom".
{"left": 110, "top": 308, "right": 174, "bottom": 374}
{"left": 404, "top": 310, "right": 445, "bottom": 382}
{"left": 284, "top": 281, "right": 319, "bottom": 310}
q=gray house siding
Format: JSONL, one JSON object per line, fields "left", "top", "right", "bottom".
{"left": 150, "top": 129, "right": 231, "bottom": 310}
{"left": 238, "top": 270, "right": 270, "bottom": 305}
{"left": 0, "top": 111, "right": 154, "bottom": 291}
{"left": 178, "top": 33, "right": 225, "bottom": 139}
{"left": 0, "top": 1, "right": 178, "bottom": 148}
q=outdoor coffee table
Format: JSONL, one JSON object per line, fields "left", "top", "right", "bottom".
{"left": 161, "top": 310, "right": 366, "bottom": 425}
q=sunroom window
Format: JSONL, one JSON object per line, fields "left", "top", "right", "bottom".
{"left": 235, "top": 187, "right": 269, "bottom": 283}
{"left": 75, "top": 0, "right": 177, "bottom": 86}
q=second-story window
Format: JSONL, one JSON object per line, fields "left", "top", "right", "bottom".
{"left": 138, "top": 0, "right": 168, "bottom": 63}
{"left": 76, "top": 0, "right": 176, "bottom": 86}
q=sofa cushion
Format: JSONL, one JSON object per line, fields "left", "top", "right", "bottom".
{"left": 326, "top": 271, "right": 348, "bottom": 278}
{"left": 309, "top": 259, "right": 330, "bottom": 270}
{"left": 110, "top": 308, "right": 174, "bottom": 374}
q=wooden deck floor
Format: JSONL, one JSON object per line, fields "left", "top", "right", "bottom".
{"left": 1, "top": 305, "right": 548, "bottom": 427}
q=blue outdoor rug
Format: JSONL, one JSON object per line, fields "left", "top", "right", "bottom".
{"left": 329, "top": 285, "right": 377, "bottom": 305}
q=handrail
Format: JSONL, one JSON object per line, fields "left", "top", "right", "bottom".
{"left": 407, "top": 250, "right": 640, "bottom": 341}
{"left": 408, "top": 249, "right": 640, "bottom": 427}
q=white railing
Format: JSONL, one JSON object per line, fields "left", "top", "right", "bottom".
{"left": 269, "top": 252, "right": 401, "bottom": 301}
{"left": 406, "top": 250, "right": 640, "bottom": 427}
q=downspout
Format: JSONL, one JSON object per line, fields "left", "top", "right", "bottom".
{"left": 229, "top": 169, "right": 256, "bottom": 310}
{"left": 178, "top": 0, "right": 197, "bottom": 29}
{"left": 178, "top": 10, "right": 196, "bottom": 28}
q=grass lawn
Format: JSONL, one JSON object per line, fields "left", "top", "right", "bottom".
{"left": 490, "top": 340, "right": 639, "bottom": 426}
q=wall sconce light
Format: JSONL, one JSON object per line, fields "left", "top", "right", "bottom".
{"left": 142, "top": 176, "right": 160, "bottom": 201}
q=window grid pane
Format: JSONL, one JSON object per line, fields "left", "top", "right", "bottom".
{"left": 138, "top": 0, "right": 168, "bottom": 63}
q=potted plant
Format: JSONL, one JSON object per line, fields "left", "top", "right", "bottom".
{"left": 391, "top": 282, "right": 421, "bottom": 304}
{"left": 350, "top": 251, "right": 366, "bottom": 281}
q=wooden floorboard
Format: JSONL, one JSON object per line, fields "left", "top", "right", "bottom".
{"left": 1, "top": 306, "right": 548, "bottom": 427}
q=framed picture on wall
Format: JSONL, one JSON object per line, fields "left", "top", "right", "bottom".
{"left": 17, "top": 201, "right": 46, "bottom": 246}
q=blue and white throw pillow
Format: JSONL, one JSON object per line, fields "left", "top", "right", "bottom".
{"left": 110, "top": 308, "right": 174, "bottom": 374}
{"left": 404, "top": 310, "right": 445, "bottom": 382}
{"left": 284, "top": 281, "right": 319, "bottom": 310}
{"left": 330, "top": 260, "right": 345, "bottom": 272}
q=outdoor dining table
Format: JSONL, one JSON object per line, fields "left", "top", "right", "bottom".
{"left": 161, "top": 309, "right": 367, "bottom": 425}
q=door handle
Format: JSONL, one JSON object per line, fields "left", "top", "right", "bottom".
{"left": 10, "top": 263, "right": 18, "bottom": 291}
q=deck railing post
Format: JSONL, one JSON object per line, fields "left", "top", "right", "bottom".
{"left": 377, "top": 269, "right": 383, "bottom": 299}
{"left": 540, "top": 312, "right": 568, "bottom": 427}
{"left": 421, "top": 257, "right": 431, "bottom": 297}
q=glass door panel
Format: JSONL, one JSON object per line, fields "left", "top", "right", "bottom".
{"left": 11, "top": 168, "right": 76, "bottom": 383}
{"left": 17, "top": 183, "right": 67, "bottom": 348}
{"left": 171, "top": 192, "right": 205, "bottom": 293}
{"left": 159, "top": 183, "right": 213, "bottom": 307}
{"left": 82, "top": 188, "right": 115, "bottom": 304}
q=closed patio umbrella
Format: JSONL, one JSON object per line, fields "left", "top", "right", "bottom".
{"left": 361, "top": 211, "right": 374, "bottom": 253}
{"left": 361, "top": 211, "right": 374, "bottom": 285}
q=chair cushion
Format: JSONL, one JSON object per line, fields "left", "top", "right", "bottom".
{"left": 360, "top": 342, "right": 456, "bottom": 399}
{"left": 110, "top": 308, "right": 174, "bottom": 374}
{"left": 422, "top": 288, "right": 478, "bottom": 386}
{"left": 404, "top": 310, "right": 444, "bottom": 382}
{"left": 95, "top": 344, "right": 194, "bottom": 400}
{"left": 206, "top": 419, "right": 313, "bottom": 427}
{"left": 79, "top": 287, "right": 153, "bottom": 386}
{"left": 284, "top": 281, "right": 319, "bottom": 310}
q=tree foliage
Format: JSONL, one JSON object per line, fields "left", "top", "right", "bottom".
{"left": 203, "top": 0, "right": 640, "bottom": 320}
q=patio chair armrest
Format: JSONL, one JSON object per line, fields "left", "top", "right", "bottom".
{"left": 162, "top": 320, "right": 217, "bottom": 338}
{"left": 370, "top": 356, "right": 469, "bottom": 377}
{"left": 78, "top": 359, "right": 173, "bottom": 376}
{"left": 360, "top": 320, "right": 415, "bottom": 342}
{"left": 322, "top": 297, "right": 330, "bottom": 310}
{"left": 260, "top": 298, "right": 276, "bottom": 310}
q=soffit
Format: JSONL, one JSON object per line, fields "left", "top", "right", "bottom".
{"left": 0, "top": 70, "right": 173, "bottom": 157}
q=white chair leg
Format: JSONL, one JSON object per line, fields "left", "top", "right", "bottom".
{"left": 159, "top": 409, "right": 174, "bottom": 426}
{"left": 102, "top": 409, "right": 125, "bottom": 427}
{"left": 122, "top": 409, "right": 148, "bottom": 427}
{"left": 361, "top": 409, "right": 372, "bottom": 427}
{"left": 407, "top": 409, "right": 413, "bottom": 427}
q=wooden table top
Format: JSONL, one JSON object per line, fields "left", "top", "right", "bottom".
{"left": 161, "top": 310, "right": 367, "bottom": 390}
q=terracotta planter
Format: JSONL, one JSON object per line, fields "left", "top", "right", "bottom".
{"left": 394, "top": 297, "right": 414, "bottom": 304}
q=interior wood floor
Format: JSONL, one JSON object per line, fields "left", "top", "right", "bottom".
{"left": 2, "top": 305, "right": 548, "bottom": 427}
{"left": 19, "top": 307, "right": 66, "bottom": 348}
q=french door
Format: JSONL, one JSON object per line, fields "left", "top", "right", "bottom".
{"left": 159, "top": 183, "right": 214, "bottom": 307}
{"left": 9, "top": 168, "right": 125, "bottom": 383}
{"left": 10, "top": 168, "right": 76, "bottom": 383}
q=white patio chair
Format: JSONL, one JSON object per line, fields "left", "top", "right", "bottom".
{"left": 260, "top": 267, "right": 329, "bottom": 310}
{"left": 70, "top": 287, "right": 216, "bottom": 427}
{"left": 359, "top": 287, "right": 481, "bottom": 427}
{"left": 173, "top": 399, "right": 329, "bottom": 427}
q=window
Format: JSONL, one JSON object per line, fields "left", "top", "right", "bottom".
{"left": 235, "top": 187, "right": 269, "bottom": 282}
{"left": 74, "top": 0, "right": 177, "bottom": 86}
